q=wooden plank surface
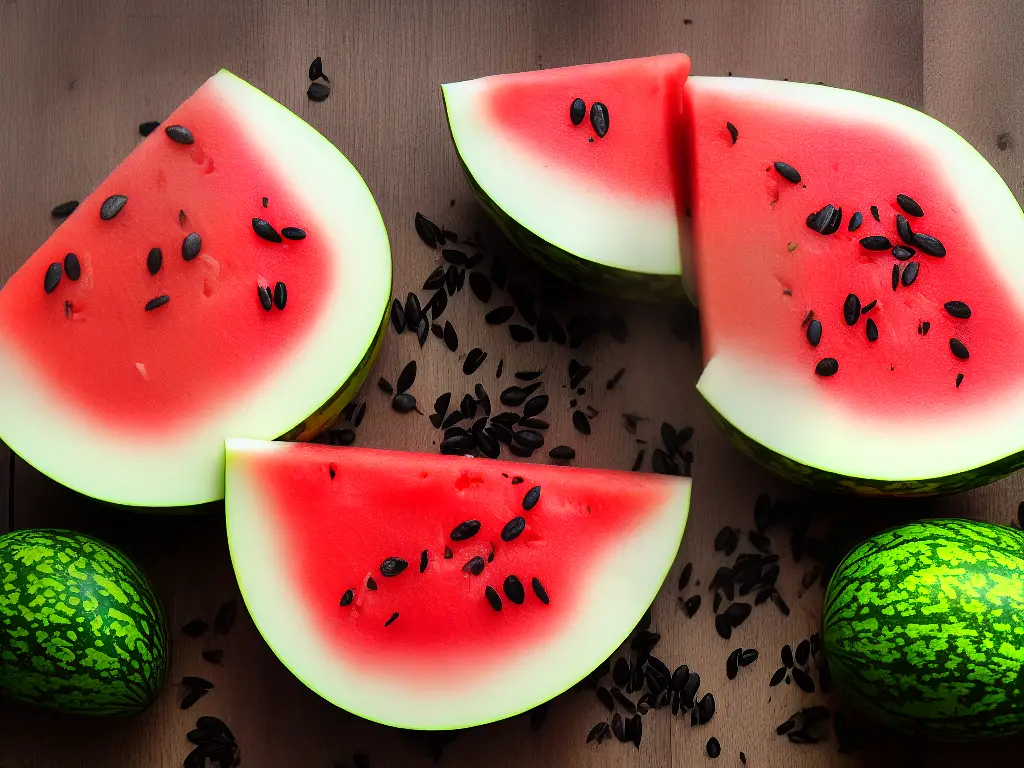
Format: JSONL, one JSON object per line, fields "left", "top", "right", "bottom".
{"left": 0, "top": 1, "right": 1021, "bottom": 766}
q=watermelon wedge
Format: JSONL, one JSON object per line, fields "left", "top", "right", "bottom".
{"left": 224, "top": 439, "right": 690, "bottom": 729}
{"left": 687, "top": 77, "right": 1024, "bottom": 495}
{"left": 443, "top": 55, "right": 692, "bottom": 302}
{"left": 0, "top": 71, "right": 391, "bottom": 507}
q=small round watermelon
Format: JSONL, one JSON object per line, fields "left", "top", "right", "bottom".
{"left": 0, "top": 529, "right": 168, "bottom": 716}
{"left": 224, "top": 438, "right": 691, "bottom": 729}
{"left": 0, "top": 70, "right": 391, "bottom": 508}
{"left": 824, "top": 518, "right": 1024, "bottom": 740}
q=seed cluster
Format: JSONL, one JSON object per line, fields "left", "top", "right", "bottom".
{"left": 307, "top": 56, "right": 331, "bottom": 101}
{"left": 566, "top": 97, "right": 610, "bottom": 139}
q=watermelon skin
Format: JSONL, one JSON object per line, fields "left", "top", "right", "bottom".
{"left": 0, "top": 529, "right": 168, "bottom": 716}
{"left": 443, "top": 55, "right": 692, "bottom": 303}
{"left": 0, "top": 70, "right": 391, "bottom": 507}
{"left": 823, "top": 519, "right": 1024, "bottom": 739}
{"left": 689, "top": 76, "right": 1024, "bottom": 495}
{"left": 225, "top": 439, "right": 690, "bottom": 730}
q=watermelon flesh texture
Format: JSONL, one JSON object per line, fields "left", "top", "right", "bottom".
{"left": 225, "top": 439, "right": 690, "bottom": 729}
{"left": 443, "top": 54, "right": 693, "bottom": 302}
{"left": 687, "top": 77, "right": 1024, "bottom": 494}
{"left": 0, "top": 70, "right": 391, "bottom": 507}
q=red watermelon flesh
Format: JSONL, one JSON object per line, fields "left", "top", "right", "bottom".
{"left": 225, "top": 439, "right": 690, "bottom": 729}
{"left": 688, "top": 76, "right": 1024, "bottom": 487}
{"left": 0, "top": 71, "right": 391, "bottom": 506}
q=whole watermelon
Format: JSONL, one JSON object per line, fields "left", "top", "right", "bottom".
{"left": 0, "top": 529, "right": 168, "bottom": 715}
{"left": 823, "top": 518, "right": 1024, "bottom": 740}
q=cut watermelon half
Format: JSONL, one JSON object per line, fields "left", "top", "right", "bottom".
{"left": 687, "top": 77, "right": 1024, "bottom": 495}
{"left": 443, "top": 55, "right": 692, "bottom": 302}
{"left": 224, "top": 439, "right": 690, "bottom": 729}
{"left": 0, "top": 71, "right": 391, "bottom": 507}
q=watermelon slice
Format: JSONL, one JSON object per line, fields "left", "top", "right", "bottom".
{"left": 443, "top": 55, "right": 692, "bottom": 302}
{"left": 0, "top": 71, "right": 391, "bottom": 507}
{"left": 687, "top": 77, "right": 1024, "bottom": 495}
{"left": 224, "top": 439, "right": 690, "bottom": 729}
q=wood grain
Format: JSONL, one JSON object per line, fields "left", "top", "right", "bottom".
{"left": 0, "top": 1, "right": 1021, "bottom": 766}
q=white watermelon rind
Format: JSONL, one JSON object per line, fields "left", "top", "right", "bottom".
{"left": 692, "top": 77, "right": 1024, "bottom": 496}
{"left": 224, "top": 438, "right": 691, "bottom": 730}
{"left": 0, "top": 70, "right": 392, "bottom": 508}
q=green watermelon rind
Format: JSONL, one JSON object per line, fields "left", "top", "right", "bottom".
{"left": 702, "top": 396, "right": 1022, "bottom": 496}
{"left": 446, "top": 122, "right": 686, "bottom": 303}
{"left": 822, "top": 519, "right": 1024, "bottom": 740}
{"left": 0, "top": 529, "right": 168, "bottom": 716}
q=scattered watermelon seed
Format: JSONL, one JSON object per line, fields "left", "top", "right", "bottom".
{"left": 950, "top": 338, "right": 970, "bottom": 359}
{"left": 257, "top": 285, "right": 273, "bottom": 311}
{"left": 43, "top": 262, "right": 62, "bottom": 294}
{"left": 380, "top": 557, "right": 409, "bottom": 577}
{"left": 252, "top": 217, "right": 283, "bottom": 243}
{"left": 396, "top": 360, "right": 417, "bottom": 393}
{"left": 590, "top": 102, "right": 609, "bottom": 137}
{"left": 392, "top": 393, "right": 417, "bottom": 413}
{"left": 706, "top": 737, "right": 721, "bottom": 758}
{"left": 726, "top": 121, "right": 738, "bottom": 144}
{"left": 99, "top": 194, "right": 128, "bottom": 220}
{"left": 281, "top": 227, "right": 306, "bottom": 240}
{"left": 945, "top": 300, "right": 971, "bottom": 319}
{"left": 847, "top": 211, "right": 863, "bottom": 231}
{"left": 464, "top": 348, "right": 487, "bottom": 375}
{"left": 891, "top": 264, "right": 899, "bottom": 291}
{"left": 485, "top": 585, "right": 502, "bottom": 611}
{"left": 307, "top": 82, "right": 330, "bottom": 102}
{"left": 262, "top": 196, "right": 268, "bottom": 208}
{"left": 138, "top": 121, "right": 159, "bottom": 137}
{"left": 815, "top": 358, "right": 839, "bottom": 377}
{"left": 866, "top": 317, "right": 878, "bottom": 342}
{"left": 860, "top": 300, "right": 877, "bottom": 314}
{"left": 914, "top": 232, "right": 946, "bottom": 257}
{"left": 870, "top": 205, "right": 880, "bottom": 221}
{"left": 450, "top": 520, "right": 481, "bottom": 541}
{"left": 145, "top": 295, "right": 170, "bottom": 312}
{"left": 843, "top": 294, "right": 860, "bottom": 325}
{"left": 340, "top": 589, "right": 354, "bottom": 607}
{"left": 308, "top": 56, "right": 325, "bottom": 81}
{"left": 896, "top": 194, "right": 924, "bottom": 217}
{"left": 273, "top": 282, "right": 287, "bottom": 310}
{"left": 549, "top": 446, "right": 575, "bottom": 460}
{"left": 147, "top": 247, "right": 163, "bottom": 275}
{"left": 522, "top": 485, "right": 541, "bottom": 511}
{"left": 896, "top": 213, "right": 915, "bottom": 245}
{"left": 462, "top": 556, "right": 485, "bottom": 576}
{"left": 773, "top": 161, "right": 801, "bottom": 183}
{"left": 532, "top": 577, "right": 550, "bottom": 604}
{"left": 419, "top": 550, "right": 428, "bottom": 573}
{"left": 503, "top": 575, "right": 526, "bottom": 605}
{"left": 859, "top": 235, "right": 891, "bottom": 251}
{"left": 956, "top": 373, "right": 964, "bottom": 388}
{"left": 573, "top": 410, "right": 592, "bottom": 435}
{"left": 384, "top": 612, "right": 399, "bottom": 627}
{"left": 182, "top": 232, "right": 202, "bottom": 261}
{"left": 570, "top": 98, "right": 586, "bottom": 126}
{"left": 51, "top": 200, "right": 79, "bottom": 218}
{"left": 444, "top": 547, "right": 453, "bottom": 559}
{"left": 366, "top": 577, "right": 378, "bottom": 590}
{"left": 182, "top": 619, "right": 209, "bottom": 637}
{"left": 165, "top": 125, "right": 195, "bottom": 145}
{"left": 892, "top": 245, "right": 916, "bottom": 260}
{"left": 901, "top": 261, "right": 919, "bottom": 287}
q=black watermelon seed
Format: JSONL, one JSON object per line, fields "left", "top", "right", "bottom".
{"left": 950, "top": 338, "right": 970, "bottom": 359}
{"left": 273, "top": 282, "right": 287, "bottom": 310}
{"left": 60, "top": 253, "right": 81, "bottom": 282}
{"left": 523, "top": 395, "right": 549, "bottom": 418}
{"left": 414, "top": 212, "right": 439, "bottom": 248}
{"left": 450, "top": 520, "right": 481, "bottom": 541}
{"left": 351, "top": 401, "right": 367, "bottom": 427}
{"left": 945, "top": 301, "right": 971, "bottom": 319}
{"left": 396, "top": 361, "right": 417, "bottom": 393}
{"left": 681, "top": 594, "right": 701, "bottom": 617}
{"left": 808, "top": 205, "right": 835, "bottom": 234}
{"left": 430, "top": 287, "right": 449, "bottom": 319}
{"left": 469, "top": 271, "right": 492, "bottom": 303}
{"left": 99, "top": 194, "right": 128, "bottom": 220}
{"left": 861, "top": 299, "right": 877, "bottom": 313}
{"left": 727, "top": 649, "right": 740, "bottom": 680}
{"left": 462, "top": 556, "right": 485, "bottom": 576}
{"left": 590, "top": 102, "right": 609, "bottom": 137}
{"left": 332, "top": 428, "right": 356, "bottom": 446}
{"left": 631, "top": 449, "right": 645, "bottom": 471}
{"left": 956, "top": 373, "right": 964, "bottom": 388}
{"left": 138, "top": 121, "right": 160, "bottom": 137}
{"left": 724, "top": 602, "right": 752, "bottom": 627}
{"left": 432, "top": 322, "right": 444, "bottom": 339}
{"left": 773, "top": 161, "right": 801, "bottom": 183}
{"left": 769, "top": 667, "right": 786, "bottom": 686}
{"left": 392, "top": 393, "right": 417, "bottom": 413}
{"left": 442, "top": 248, "right": 466, "bottom": 267}
{"left": 806, "top": 322, "right": 823, "bottom": 347}
{"left": 262, "top": 197, "right": 269, "bottom": 207}
{"left": 891, "top": 264, "right": 900, "bottom": 291}
{"left": 570, "top": 97, "right": 586, "bottom": 126}
{"left": 443, "top": 321, "right": 459, "bottom": 351}
{"left": 509, "top": 444, "right": 534, "bottom": 458}
{"left": 252, "top": 218, "right": 283, "bottom": 243}
{"left": 309, "top": 56, "right": 324, "bottom": 81}
{"left": 843, "top": 294, "right": 860, "bottom": 326}
{"left": 914, "top": 233, "right": 946, "bottom": 257}
{"left": 596, "top": 686, "right": 614, "bottom": 712}
{"left": 165, "top": 125, "right": 194, "bottom": 144}
{"left": 485, "top": 585, "right": 502, "bottom": 611}
{"left": 180, "top": 691, "right": 210, "bottom": 712}
{"left": 51, "top": 200, "right": 79, "bottom": 218}
{"left": 460, "top": 395, "right": 476, "bottom": 420}
{"left": 896, "top": 213, "right": 915, "bottom": 245}
{"left": 433, "top": 392, "right": 451, "bottom": 418}
{"left": 509, "top": 324, "right": 535, "bottom": 343}
{"left": 896, "top": 194, "right": 924, "bottom": 217}
{"left": 549, "top": 445, "right": 575, "bottom": 460}
{"left": 606, "top": 368, "right": 626, "bottom": 390}
{"left": 870, "top": 205, "right": 880, "bottom": 221}
{"left": 147, "top": 247, "right": 163, "bottom": 275}
{"left": 476, "top": 428, "right": 500, "bottom": 459}
{"left": 515, "top": 430, "right": 544, "bottom": 449}
{"left": 182, "top": 232, "right": 202, "bottom": 261}
{"left": 706, "top": 737, "right": 721, "bottom": 758}
{"left": 532, "top": 577, "right": 550, "bottom": 604}
{"left": 792, "top": 667, "right": 815, "bottom": 693}
{"left": 771, "top": 592, "right": 790, "bottom": 616}
{"left": 464, "top": 348, "right": 487, "bottom": 374}
{"left": 866, "top": 317, "right": 878, "bottom": 342}
{"left": 522, "top": 485, "right": 542, "bottom": 510}
{"left": 739, "top": 648, "right": 759, "bottom": 666}
{"left": 340, "top": 589, "right": 354, "bottom": 607}
{"left": 366, "top": 577, "right": 378, "bottom": 590}
{"left": 901, "top": 261, "right": 920, "bottom": 287}
{"left": 516, "top": 370, "right": 542, "bottom": 381}
{"left": 258, "top": 285, "right": 273, "bottom": 311}
{"left": 307, "top": 82, "right": 330, "bottom": 102}
{"left": 383, "top": 611, "right": 399, "bottom": 627}
{"left": 503, "top": 575, "right": 526, "bottom": 604}
{"left": 815, "top": 358, "right": 839, "bottom": 377}
{"left": 182, "top": 619, "right": 209, "bottom": 638}
{"left": 822, "top": 205, "right": 842, "bottom": 235}
{"left": 414, "top": 317, "right": 427, "bottom": 345}
{"left": 281, "top": 227, "right": 306, "bottom": 240}
{"left": 485, "top": 305, "right": 514, "bottom": 325}
{"left": 444, "top": 547, "right": 453, "bottom": 559}
{"left": 380, "top": 557, "right": 409, "bottom": 577}
{"left": 796, "top": 639, "right": 810, "bottom": 665}
{"left": 782, "top": 645, "right": 794, "bottom": 667}
{"left": 726, "top": 121, "right": 738, "bottom": 144}
{"left": 405, "top": 293, "right": 421, "bottom": 329}
{"left": 419, "top": 550, "right": 428, "bottom": 573}
{"left": 892, "top": 245, "right": 916, "bottom": 261}
{"left": 699, "top": 692, "right": 716, "bottom": 722}
{"left": 145, "top": 295, "right": 170, "bottom": 311}
{"left": 859, "top": 235, "right": 891, "bottom": 250}
{"left": 847, "top": 211, "right": 863, "bottom": 231}
{"left": 501, "top": 516, "right": 526, "bottom": 542}
{"left": 714, "top": 613, "right": 732, "bottom": 639}
{"left": 573, "top": 410, "right": 592, "bottom": 435}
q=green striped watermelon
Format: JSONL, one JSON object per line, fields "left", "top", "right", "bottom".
{"left": 823, "top": 518, "right": 1024, "bottom": 739}
{"left": 0, "top": 529, "right": 168, "bottom": 716}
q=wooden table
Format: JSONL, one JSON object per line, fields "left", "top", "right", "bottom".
{"left": 2, "top": 1, "right": 1023, "bottom": 765}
